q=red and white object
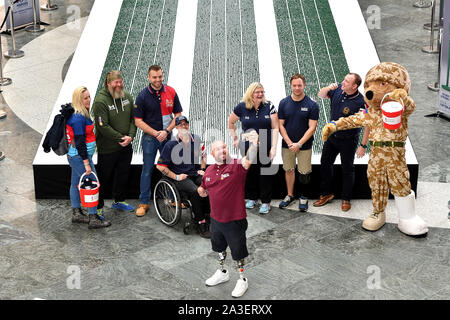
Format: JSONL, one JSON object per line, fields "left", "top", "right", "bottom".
{"left": 78, "top": 172, "right": 100, "bottom": 208}
{"left": 381, "top": 93, "right": 404, "bottom": 130}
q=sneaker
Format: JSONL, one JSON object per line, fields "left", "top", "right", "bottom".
{"left": 111, "top": 201, "right": 134, "bottom": 212}
{"left": 245, "top": 200, "right": 256, "bottom": 209}
{"left": 205, "top": 269, "right": 230, "bottom": 286}
{"left": 259, "top": 203, "right": 271, "bottom": 214}
{"left": 231, "top": 278, "right": 248, "bottom": 298}
{"left": 362, "top": 212, "right": 386, "bottom": 231}
{"left": 279, "top": 195, "right": 294, "bottom": 209}
{"left": 72, "top": 208, "right": 89, "bottom": 224}
{"left": 197, "top": 222, "right": 211, "bottom": 239}
{"left": 299, "top": 196, "right": 308, "bottom": 212}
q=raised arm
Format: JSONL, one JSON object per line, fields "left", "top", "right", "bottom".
{"left": 228, "top": 111, "right": 240, "bottom": 149}
{"left": 241, "top": 131, "right": 259, "bottom": 170}
{"left": 318, "top": 83, "right": 338, "bottom": 99}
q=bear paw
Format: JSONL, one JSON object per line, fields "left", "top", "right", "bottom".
{"left": 388, "top": 88, "right": 408, "bottom": 104}
{"left": 321, "top": 123, "right": 337, "bottom": 141}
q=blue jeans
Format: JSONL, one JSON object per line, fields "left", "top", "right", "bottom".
{"left": 139, "top": 134, "right": 168, "bottom": 204}
{"left": 68, "top": 154, "right": 97, "bottom": 214}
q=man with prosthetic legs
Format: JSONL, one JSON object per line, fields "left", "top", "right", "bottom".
{"left": 198, "top": 131, "right": 258, "bottom": 298}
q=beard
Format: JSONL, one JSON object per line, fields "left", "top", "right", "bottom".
{"left": 178, "top": 129, "right": 190, "bottom": 142}
{"left": 108, "top": 86, "right": 125, "bottom": 100}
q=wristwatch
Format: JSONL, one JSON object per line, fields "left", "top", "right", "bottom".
{"left": 360, "top": 143, "right": 367, "bottom": 149}
{"left": 164, "top": 129, "right": 170, "bottom": 134}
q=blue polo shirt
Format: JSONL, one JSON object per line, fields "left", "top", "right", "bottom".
{"left": 134, "top": 84, "right": 183, "bottom": 132}
{"left": 278, "top": 95, "right": 319, "bottom": 149}
{"left": 157, "top": 133, "right": 205, "bottom": 176}
{"left": 233, "top": 101, "right": 276, "bottom": 152}
{"left": 328, "top": 84, "right": 365, "bottom": 138}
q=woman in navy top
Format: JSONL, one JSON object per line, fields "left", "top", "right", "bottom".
{"left": 228, "top": 82, "right": 279, "bottom": 214}
{"left": 67, "top": 86, "right": 110, "bottom": 229}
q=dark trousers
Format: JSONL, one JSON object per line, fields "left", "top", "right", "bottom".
{"left": 319, "top": 135, "right": 358, "bottom": 201}
{"left": 241, "top": 145, "right": 274, "bottom": 204}
{"left": 96, "top": 145, "right": 133, "bottom": 209}
{"left": 246, "top": 161, "right": 273, "bottom": 204}
{"left": 173, "top": 175, "right": 210, "bottom": 223}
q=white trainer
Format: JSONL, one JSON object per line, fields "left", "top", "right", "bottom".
{"left": 205, "top": 269, "right": 230, "bottom": 286}
{"left": 231, "top": 278, "right": 248, "bottom": 298}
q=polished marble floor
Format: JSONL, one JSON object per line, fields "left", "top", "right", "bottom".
{"left": 0, "top": 0, "right": 449, "bottom": 300}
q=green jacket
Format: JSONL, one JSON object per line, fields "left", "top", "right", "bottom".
{"left": 92, "top": 88, "right": 137, "bottom": 154}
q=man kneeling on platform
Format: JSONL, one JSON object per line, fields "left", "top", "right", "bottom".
{"left": 156, "top": 116, "right": 211, "bottom": 238}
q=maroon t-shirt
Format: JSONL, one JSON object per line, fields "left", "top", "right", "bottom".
{"left": 201, "top": 158, "right": 248, "bottom": 223}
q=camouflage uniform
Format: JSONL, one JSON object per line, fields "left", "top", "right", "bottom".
{"left": 322, "top": 62, "right": 427, "bottom": 235}
{"left": 333, "top": 97, "right": 414, "bottom": 214}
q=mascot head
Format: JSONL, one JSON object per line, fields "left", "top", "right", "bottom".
{"left": 363, "top": 62, "right": 410, "bottom": 108}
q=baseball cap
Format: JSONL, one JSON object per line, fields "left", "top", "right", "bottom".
{"left": 175, "top": 115, "right": 189, "bottom": 126}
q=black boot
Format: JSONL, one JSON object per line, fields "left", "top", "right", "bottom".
{"left": 88, "top": 213, "right": 111, "bottom": 229}
{"left": 72, "top": 208, "right": 89, "bottom": 224}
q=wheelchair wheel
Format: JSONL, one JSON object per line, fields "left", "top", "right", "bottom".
{"left": 153, "top": 179, "right": 182, "bottom": 226}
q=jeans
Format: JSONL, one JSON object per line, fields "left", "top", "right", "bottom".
{"left": 139, "top": 134, "right": 169, "bottom": 204}
{"left": 67, "top": 154, "right": 97, "bottom": 214}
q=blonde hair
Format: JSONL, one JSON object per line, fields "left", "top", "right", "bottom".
{"left": 72, "top": 86, "right": 91, "bottom": 119}
{"left": 242, "top": 82, "right": 267, "bottom": 110}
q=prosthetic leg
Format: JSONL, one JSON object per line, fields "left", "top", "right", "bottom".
{"left": 231, "top": 259, "right": 248, "bottom": 298}
{"left": 298, "top": 172, "right": 311, "bottom": 212}
{"left": 205, "top": 251, "right": 230, "bottom": 286}
{"left": 395, "top": 190, "right": 428, "bottom": 236}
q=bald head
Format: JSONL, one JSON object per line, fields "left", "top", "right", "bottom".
{"left": 211, "top": 140, "right": 229, "bottom": 164}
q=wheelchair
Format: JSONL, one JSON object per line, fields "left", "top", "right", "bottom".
{"left": 153, "top": 178, "right": 197, "bottom": 235}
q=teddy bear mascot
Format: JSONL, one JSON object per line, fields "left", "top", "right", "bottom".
{"left": 321, "top": 62, "right": 428, "bottom": 236}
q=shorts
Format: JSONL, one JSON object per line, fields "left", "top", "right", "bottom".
{"left": 210, "top": 218, "right": 249, "bottom": 261}
{"left": 281, "top": 147, "right": 312, "bottom": 174}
